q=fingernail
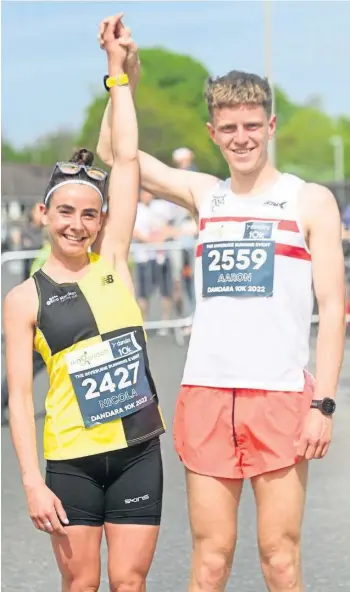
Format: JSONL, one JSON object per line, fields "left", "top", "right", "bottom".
{"left": 64, "top": 519, "right": 69, "bottom": 524}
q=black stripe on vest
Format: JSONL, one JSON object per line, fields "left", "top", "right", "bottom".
{"left": 101, "top": 326, "right": 162, "bottom": 445}
{"left": 33, "top": 270, "right": 100, "bottom": 356}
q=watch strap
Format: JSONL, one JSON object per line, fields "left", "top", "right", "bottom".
{"left": 310, "top": 398, "right": 336, "bottom": 415}
{"left": 103, "top": 73, "right": 129, "bottom": 91}
{"left": 310, "top": 400, "right": 320, "bottom": 410}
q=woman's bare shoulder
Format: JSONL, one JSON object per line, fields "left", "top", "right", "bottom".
{"left": 4, "top": 277, "right": 39, "bottom": 325}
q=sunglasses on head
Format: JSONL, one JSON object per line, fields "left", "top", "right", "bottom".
{"left": 55, "top": 162, "right": 108, "bottom": 182}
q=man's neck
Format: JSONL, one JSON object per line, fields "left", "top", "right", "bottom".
{"left": 230, "top": 162, "right": 280, "bottom": 197}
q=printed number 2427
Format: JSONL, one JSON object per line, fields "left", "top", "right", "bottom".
{"left": 82, "top": 361, "right": 139, "bottom": 400}
{"left": 208, "top": 248, "right": 267, "bottom": 271}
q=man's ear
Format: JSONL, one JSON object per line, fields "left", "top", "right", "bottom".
{"left": 206, "top": 121, "right": 218, "bottom": 146}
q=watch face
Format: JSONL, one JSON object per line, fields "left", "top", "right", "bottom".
{"left": 321, "top": 397, "right": 336, "bottom": 415}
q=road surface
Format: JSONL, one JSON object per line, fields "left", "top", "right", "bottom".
{"left": 1, "top": 258, "right": 350, "bottom": 591}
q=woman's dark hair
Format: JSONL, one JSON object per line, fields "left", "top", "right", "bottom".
{"left": 44, "top": 148, "right": 107, "bottom": 205}
{"left": 69, "top": 148, "right": 94, "bottom": 167}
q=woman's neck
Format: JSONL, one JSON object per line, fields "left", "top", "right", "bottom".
{"left": 43, "top": 248, "right": 91, "bottom": 281}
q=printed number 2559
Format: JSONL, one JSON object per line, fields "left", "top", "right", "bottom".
{"left": 82, "top": 361, "right": 139, "bottom": 400}
{"left": 208, "top": 248, "right": 267, "bottom": 271}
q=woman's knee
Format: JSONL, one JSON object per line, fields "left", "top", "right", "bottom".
{"left": 109, "top": 569, "right": 146, "bottom": 592}
{"left": 62, "top": 578, "right": 100, "bottom": 592}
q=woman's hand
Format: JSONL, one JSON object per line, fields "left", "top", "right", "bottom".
{"left": 26, "top": 482, "right": 69, "bottom": 536}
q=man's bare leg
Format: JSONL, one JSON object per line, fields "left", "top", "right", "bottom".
{"left": 252, "top": 461, "right": 308, "bottom": 592}
{"left": 186, "top": 469, "right": 243, "bottom": 592}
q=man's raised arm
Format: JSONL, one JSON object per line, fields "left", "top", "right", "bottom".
{"left": 94, "top": 14, "right": 139, "bottom": 294}
{"left": 96, "top": 18, "right": 217, "bottom": 216}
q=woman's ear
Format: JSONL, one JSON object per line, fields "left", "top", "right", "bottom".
{"left": 38, "top": 203, "right": 48, "bottom": 227}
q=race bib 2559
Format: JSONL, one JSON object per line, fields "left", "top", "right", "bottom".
{"left": 202, "top": 240, "right": 275, "bottom": 297}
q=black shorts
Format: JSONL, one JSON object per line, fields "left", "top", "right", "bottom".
{"left": 46, "top": 437, "right": 163, "bottom": 527}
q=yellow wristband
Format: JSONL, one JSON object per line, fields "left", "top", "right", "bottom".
{"left": 104, "top": 74, "right": 129, "bottom": 90}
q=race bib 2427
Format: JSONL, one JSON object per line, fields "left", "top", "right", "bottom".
{"left": 65, "top": 331, "right": 153, "bottom": 428}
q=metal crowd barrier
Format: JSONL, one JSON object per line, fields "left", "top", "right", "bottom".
{"left": 0, "top": 242, "right": 195, "bottom": 345}
{"left": 1, "top": 240, "right": 350, "bottom": 333}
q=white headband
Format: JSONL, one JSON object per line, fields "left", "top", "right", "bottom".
{"left": 44, "top": 179, "right": 104, "bottom": 205}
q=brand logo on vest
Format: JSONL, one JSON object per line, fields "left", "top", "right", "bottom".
{"left": 46, "top": 291, "right": 78, "bottom": 306}
{"left": 211, "top": 195, "right": 226, "bottom": 212}
{"left": 244, "top": 221, "right": 273, "bottom": 240}
{"left": 101, "top": 274, "right": 114, "bottom": 286}
{"left": 263, "top": 200, "right": 287, "bottom": 209}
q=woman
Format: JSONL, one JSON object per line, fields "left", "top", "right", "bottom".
{"left": 4, "top": 17, "right": 165, "bottom": 592}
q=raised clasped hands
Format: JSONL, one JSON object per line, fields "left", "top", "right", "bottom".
{"left": 98, "top": 13, "right": 140, "bottom": 77}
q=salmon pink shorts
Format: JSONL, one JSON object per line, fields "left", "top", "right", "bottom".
{"left": 173, "top": 372, "right": 315, "bottom": 479}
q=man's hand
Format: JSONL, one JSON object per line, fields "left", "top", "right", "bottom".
{"left": 99, "top": 13, "right": 130, "bottom": 69}
{"left": 99, "top": 15, "right": 140, "bottom": 88}
{"left": 26, "top": 482, "right": 69, "bottom": 536}
{"left": 296, "top": 409, "right": 333, "bottom": 460}
{"left": 123, "top": 33, "right": 140, "bottom": 92}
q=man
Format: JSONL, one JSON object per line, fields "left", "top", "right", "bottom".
{"left": 342, "top": 206, "right": 350, "bottom": 328}
{"left": 172, "top": 147, "right": 196, "bottom": 172}
{"left": 133, "top": 188, "right": 158, "bottom": 319}
{"left": 133, "top": 187, "right": 195, "bottom": 333}
{"left": 170, "top": 148, "right": 198, "bottom": 325}
{"left": 133, "top": 188, "right": 173, "bottom": 327}
{"left": 21, "top": 202, "right": 45, "bottom": 280}
{"left": 341, "top": 203, "right": 350, "bottom": 239}
{"left": 97, "top": 19, "right": 346, "bottom": 592}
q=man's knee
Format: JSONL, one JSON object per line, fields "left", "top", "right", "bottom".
{"left": 259, "top": 535, "right": 301, "bottom": 588}
{"left": 193, "top": 540, "right": 234, "bottom": 590}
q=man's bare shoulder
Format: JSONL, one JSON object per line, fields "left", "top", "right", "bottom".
{"left": 188, "top": 171, "right": 220, "bottom": 208}
{"left": 299, "top": 182, "right": 340, "bottom": 223}
{"left": 300, "top": 182, "right": 336, "bottom": 205}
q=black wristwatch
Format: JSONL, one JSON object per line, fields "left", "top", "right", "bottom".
{"left": 310, "top": 398, "right": 336, "bottom": 416}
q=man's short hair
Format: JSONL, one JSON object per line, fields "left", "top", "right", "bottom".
{"left": 204, "top": 70, "right": 273, "bottom": 119}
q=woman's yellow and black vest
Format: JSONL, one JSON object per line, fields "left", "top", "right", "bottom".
{"left": 32, "top": 253, "right": 165, "bottom": 460}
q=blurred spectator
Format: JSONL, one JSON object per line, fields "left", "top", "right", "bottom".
{"left": 1, "top": 202, "right": 49, "bottom": 423}
{"left": 341, "top": 203, "right": 350, "bottom": 239}
{"left": 133, "top": 190, "right": 157, "bottom": 319}
{"left": 169, "top": 148, "right": 198, "bottom": 332}
{"left": 172, "top": 147, "right": 197, "bottom": 172}
{"left": 2, "top": 351, "right": 46, "bottom": 425}
{"left": 149, "top": 197, "right": 176, "bottom": 335}
{"left": 21, "top": 202, "right": 45, "bottom": 280}
{"left": 133, "top": 190, "right": 173, "bottom": 332}
{"left": 1, "top": 213, "right": 10, "bottom": 252}
{"left": 343, "top": 216, "right": 350, "bottom": 330}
